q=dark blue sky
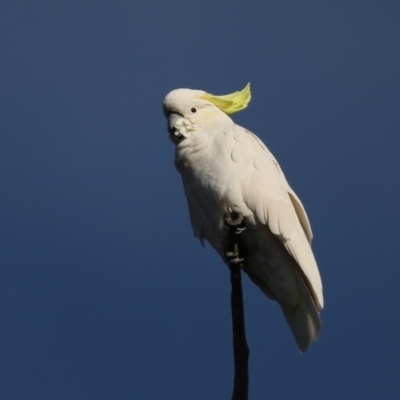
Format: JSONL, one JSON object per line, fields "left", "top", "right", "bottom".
{"left": 1, "top": 1, "right": 399, "bottom": 399}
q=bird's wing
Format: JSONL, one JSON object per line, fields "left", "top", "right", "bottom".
{"left": 231, "top": 125, "right": 323, "bottom": 309}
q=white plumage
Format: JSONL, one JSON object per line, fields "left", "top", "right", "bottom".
{"left": 163, "top": 85, "right": 323, "bottom": 352}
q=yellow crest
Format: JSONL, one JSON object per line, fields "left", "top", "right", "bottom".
{"left": 201, "top": 83, "right": 251, "bottom": 115}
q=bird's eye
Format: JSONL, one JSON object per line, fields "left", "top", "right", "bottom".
{"left": 191, "top": 107, "right": 197, "bottom": 113}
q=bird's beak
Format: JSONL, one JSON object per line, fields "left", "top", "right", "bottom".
{"left": 167, "top": 112, "right": 182, "bottom": 135}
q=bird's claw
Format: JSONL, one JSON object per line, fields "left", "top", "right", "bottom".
{"left": 226, "top": 252, "right": 244, "bottom": 266}
{"left": 235, "top": 226, "right": 246, "bottom": 234}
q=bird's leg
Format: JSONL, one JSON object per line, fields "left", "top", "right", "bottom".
{"left": 224, "top": 211, "right": 246, "bottom": 266}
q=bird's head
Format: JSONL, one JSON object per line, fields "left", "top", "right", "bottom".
{"left": 163, "top": 83, "right": 251, "bottom": 143}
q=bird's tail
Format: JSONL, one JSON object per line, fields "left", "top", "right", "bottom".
{"left": 281, "top": 267, "right": 322, "bottom": 353}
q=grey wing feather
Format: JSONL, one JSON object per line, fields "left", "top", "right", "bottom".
{"left": 230, "top": 126, "right": 323, "bottom": 350}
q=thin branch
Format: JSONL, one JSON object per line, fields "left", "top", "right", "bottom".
{"left": 224, "top": 212, "right": 249, "bottom": 400}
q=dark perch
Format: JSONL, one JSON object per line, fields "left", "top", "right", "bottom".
{"left": 224, "top": 212, "right": 249, "bottom": 400}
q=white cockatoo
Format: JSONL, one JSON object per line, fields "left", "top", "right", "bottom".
{"left": 163, "top": 83, "right": 323, "bottom": 352}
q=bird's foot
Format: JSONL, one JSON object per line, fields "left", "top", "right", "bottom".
{"left": 224, "top": 211, "right": 246, "bottom": 268}
{"left": 224, "top": 211, "right": 246, "bottom": 235}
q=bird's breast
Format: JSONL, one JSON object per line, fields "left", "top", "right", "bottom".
{"left": 191, "top": 156, "right": 220, "bottom": 187}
